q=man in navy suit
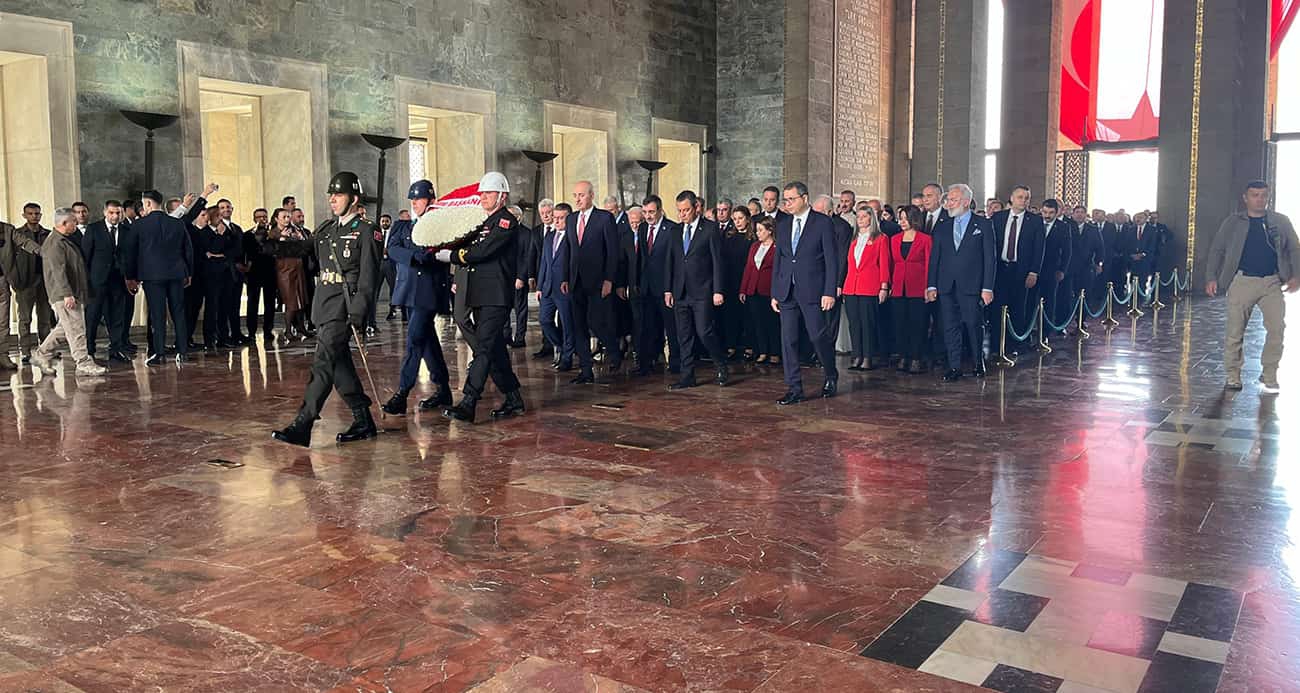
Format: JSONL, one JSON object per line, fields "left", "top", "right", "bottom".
{"left": 126, "top": 190, "right": 195, "bottom": 365}
{"left": 381, "top": 179, "right": 453, "bottom": 416}
{"left": 1124, "top": 211, "right": 1161, "bottom": 302}
{"left": 990, "top": 185, "right": 1045, "bottom": 353}
{"left": 636, "top": 195, "right": 679, "bottom": 375}
{"left": 1038, "top": 199, "right": 1073, "bottom": 333}
{"left": 771, "top": 182, "right": 840, "bottom": 405}
{"left": 926, "top": 183, "right": 997, "bottom": 382}
{"left": 919, "top": 182, "right": 951, "bottom": 235}
{"left": 565, "top": 180, "right": 621, "bottom": 383}
{"left": 537, "top": 203, "right": 574, "bottom": 371}
{"left": 664, "top": 190, "right": 728, "bottom": 390}
{"left": 82, "top": 200, "right": 131, "bottom": 362}
{"left": 757, "top": 185, "right": 792, "bottom": 225}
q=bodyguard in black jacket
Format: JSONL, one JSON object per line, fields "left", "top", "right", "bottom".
{"left": 663, "top": 190, "right": 728, "bottom": 390}
{"left": 126, "top": 191, "right": 196, "bottom": 363}
{"left": 82, "top": 201, "right": 131, "bottom": 361}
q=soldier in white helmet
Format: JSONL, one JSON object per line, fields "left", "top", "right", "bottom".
{"left": 439, "top": 172, "right": 526, "bottom": 423}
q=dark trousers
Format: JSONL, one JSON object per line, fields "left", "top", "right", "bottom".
{"left": 845, "top": 295, "right": 882, "bottom": 361}
{"left": 458, "top": 304, "right": 521, "bottom": 402}
{"left": 300, "top": 315, "right": 370, "bottom": 419}
{"left": 826, "top": 298, "right": 844, "bottom": 353}
{"left": 939, "top": 293, "right": 985, "bottom": 372}
{"left": 1054, "top": 274, "right": 1077, "bottom": 329}
{"left": 570, "top": 285, "right": 618, "bottom": 373}
{"left": 636, "top": 294, "right": 678, "bottom": 371}
{"left": 246, "top": 277, "right": 277, "bottom": 338}
{"left": 745, "top": 295, "right": 779, "bottom": 356}
{"left": 539, "top": 291, "right": 574, "bottom": 365}
{"left": 994, "top": 262, "right": 1032, "bottom": 347}
{"left": 778, "top": 299, "right": 837, "bottom": 393}
{"left": 720, "top": 295, "right": 746, "bottom": 351}
{"left": 674, "top": 299, "right": 724, "bottom": 378}
{"left": 184, "top": 280, "right": 204, "bottom": 342}
{"left": 1038, "top": 273, "right": 1063, "bottom": 330}
{"left": 508, "top": 286, "right": 529, "bottom": 343}
{"left": 202, "top": 274, "right": 233, "bottom": 343}
{"left": 892, "top": 297, "right": 928, "bottom": 362}
{"left": 143, "top": 279, "right": 188, "bottom": 356}
{"left": 86, "top": 278, "right": 129, "bottom": 355}
{"left": 226, "top": 276, "right": 244, "bottom": 338}
{"left": 398, "top": 306, "right": 449, "bottom": 392}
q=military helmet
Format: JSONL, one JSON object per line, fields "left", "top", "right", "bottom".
{"left": 327, "top": 171, "right": 363, "bottom": 196}
{"left": 408, "top": 179, "right": 436, "bottom": 201}
{"left": 478, "top": 171, "right": 510, "bottom": 194}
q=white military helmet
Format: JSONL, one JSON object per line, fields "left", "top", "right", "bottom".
{"left": 478, "top": 171, "right": 510, "bottom": 194}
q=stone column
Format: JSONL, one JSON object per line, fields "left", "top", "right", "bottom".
{"left": 910, "top": 0, "right": 989, "bottom": 193}
{"left": 891, "top": 0, "right": 916, "bottom": 203}
{"left": 995, "top": 0, "right": 1062, "bottom": 202}
{"left": 1157, "top": 0, "right": 1268, "bottom": 284}
{"left": 716, "top": 0, "right": 788, "bottom": 199}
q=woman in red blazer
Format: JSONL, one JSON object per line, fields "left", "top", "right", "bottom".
{"left": 889, "top": 205, "right": 933, "bottom": 374}
{"left": 844, "top": 208, "right": 893, "bottom": 370}
{"left": 739, "top": 216, "right": 780, "bottom": 364}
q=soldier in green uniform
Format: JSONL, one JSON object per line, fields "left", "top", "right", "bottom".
{"left": 272, "top": 171, "right": 381, "bottom": 446}
{"left": 440, "top": 171, "right": 526, "bottom": 423}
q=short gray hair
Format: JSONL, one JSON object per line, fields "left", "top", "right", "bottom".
{"left": 507, "top": 205, "right": 524, "bottom": 218}
{"left": 812, "top": 194, "right": 835, "bottom": 213}
{"left": 538, "top": 198, "right": 555, "bottom": 211}
{"left": 947, "top": 183, "right": 974, "bottom": 205}
{"left": 602, "top": 195, "right": 620, "bottom": 207}
{"left": 717, "top": 197, "right": 733, "bottom": 207}
{"left": 52, "top": 207, "right": 75, "bottom": 228}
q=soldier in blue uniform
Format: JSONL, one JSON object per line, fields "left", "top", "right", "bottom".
{"left": 441, "top": 172, "right": 526, "bottom": 423}
{"left": 272, "top": 172, "right": 382, "bottom": 447}
{"left": 380, "top": 179, "right": 454, "bottom": 416}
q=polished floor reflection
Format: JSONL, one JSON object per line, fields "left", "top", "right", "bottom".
{"left": 0, "top": 295, "right": 1296, "bottom": 692}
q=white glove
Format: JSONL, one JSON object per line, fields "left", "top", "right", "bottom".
{"left": 434, "top": 249, "right": 452, "bottom": 263}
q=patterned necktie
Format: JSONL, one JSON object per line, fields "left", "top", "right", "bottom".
{"left": 1008, "top": 215, "right": 1019, "bottom": 262}
{"left": 792, "top": 217, "right": 803, "bottom": 253}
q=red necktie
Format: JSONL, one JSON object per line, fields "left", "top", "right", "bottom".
{"left": 1008, "top": 215, "right": 1019, "bottom": 262}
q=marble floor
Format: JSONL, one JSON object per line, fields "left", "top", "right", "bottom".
{"left": 0, "top": 294, "right": 1296, "bottom": 692}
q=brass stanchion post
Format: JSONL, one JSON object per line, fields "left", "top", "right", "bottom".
{"left": 1127, "top": 276, "right": 1145, "bottom": 318}
{"left": 1036, "top": 298, "right": 1052, "bottom": 353}
{"left": 1076, "top": 291, "right": 1090, "bottom": 338}
{"left": 1151, "top": 272, "right": 1166, "bottom": 309}
{"left": 1102, "top": 282, "right": 1119, "bottom": 326}
{"left": 993, "top": 306, "right": 1016, "bottom": 367}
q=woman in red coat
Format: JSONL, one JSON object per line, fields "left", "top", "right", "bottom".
{"left": 739, "top": 217, "right": 780, "bottom": 364}
{"left": 844, "top": 208, "right": 893, "bottom": 370}
{"left": 889, "top": 205, "right": 933, "bottom": 374}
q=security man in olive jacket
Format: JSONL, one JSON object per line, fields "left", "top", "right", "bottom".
{"left": 273, "top": 171, "right": 382, "bottom": 447}
{"left": 440, "top": 171, "right": 526, "bottom": 423}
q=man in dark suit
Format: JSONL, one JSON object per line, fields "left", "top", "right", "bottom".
{"left": 926, "top": 184, "right": 997, "bottom": 381}
{"left": 1123, "top": 211, "right": 1160, "bottom": 302}
{"left": 616, "top": 204, "right": 643, "bottom": 363}
{"left": 243, "top": 208, "right": 277, "bottom": 342}
{"left": 1090, "top": 208, "right": 1123, "bottom": 298}
{"left": 215, "top": 199, "right": 250, "bottom": 344}
{"left": 197, "top": 206, "right": 242, "bottom": 350}
{"left": 636, "top": 195, "right": 679, "bottom": 375}
{"left": 990, "top": 185, "right": 1045, "bottom": 353}
{"left": 663, "top": 190, "right": 727, "bottom": 390}
{"left": 813, "top": 194, "right": 853, "bottom": 353}
{"left": 530, "top": 200, "right": 558, "bottom": 359}
{"left": 126, "top": 190, "right": 195, "bottom": 365}
{"left": 82, "top": 200, "right": 131, "bottom": 362}
{"left": 1067, "top": 205, "right": 1105, "bottom": 328}
{"left": 382, "top": 179, "right": 453, "bottom": 416}
{"left": 757, "top": 185, "right": 792, "bottom": 225}
{"left": 1148, "top": 210, "right": 1171, "bottom": 278}
{"left": 506, "top": 199, "right": 539, "bottom": 348}
{"left": 919, "top": 182, "right": 951, "bottom": 235}
{"left": 565, "top": 180, "right": 621, "bottom": 383}
{"left": 1038, "top": 199, "right": 1073, "bottom": 333}
{"left": 771, "top": 182, "right": 840, "bottom": 405}
{"left": 537, "top": 203, "right": 574, "bottom": 371}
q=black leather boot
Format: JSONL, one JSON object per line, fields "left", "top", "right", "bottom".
{"left": 490, "top": 390, "right": 526, "bottom": 419}
{"left": 336, "top": 406, "right": 378, "bottom": 443}
{"left": 272, "top": 411, "right": 315, "bottom": 447}
{"left": 418, "top": 383, "right": 454, "bottom": 411}
{"left": 381, "top": 390, "right": 409, "bottom": 416}
{"left": 443, "top": 396, "right": 477, "bottom": 423}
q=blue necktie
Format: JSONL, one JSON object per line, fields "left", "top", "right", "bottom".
{"left": 683, "top": 223, "right": 692, "bottom": 253}
{"left": 954, "top": 219, "right": 965, "bottom": 250}
{"left": 792, "top": 217, "right": 803, "bottom": 254}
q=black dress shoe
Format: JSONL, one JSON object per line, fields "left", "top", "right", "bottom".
{"left": 777, "top": 391, "right": 804, "bottom": 406}
{"left": 570, "top": 372, "right": 595, "bottom": 385}
{"left": 533, "top": 346, "right": 554, "bottom": 360}
{"left": 669, "top": 378, "right": 697, "bottom": 390}
{"left": 510, "top": 340, "right": 527, "bottom": 349}
{"left": 555, "top": 361, "right": 574, "bottom": 372}
{"left": 490, "top": 390, "right": 526, "bottom": 419}
{"left": 821, "top": 377, "right": 837, "bottom": 398}
{"left": 381, "top": 391, "right": 409, "bottom": 416}
{"left": 442, "top": 399, "right": 476, "bottom": 423}
{"left": 175, "top": 354, "right": 187, "bottom": 364}
{"left": 848, "top": 358, "right": 864, "bottom": 371}
{"left": 715, "top": 368, "right": 729, "bottom": 387}
{"left": 108, "top": 351, "right": 130, "bottom": 363}
{"left": 145, "top": 353, "right": 163, "bottom": 366}
{"left": 272, "top": 413, "right": 314, "bottom": 447}
{"left": 124, "top": 343, "right": 139, "bottom": 354}
{"left": 336, "top": 406, "right": 378, "bottom": 443}
{"left": 418, "top": 384, "right": 453, "bottom": 411}
{"left": 216, "top": 340, "right": 237, "bottom": 349}
{"left": 634, "top": 366, "right": 654, "bottom": 376}
{"left": 942, "top": 369, "right": 963, "bottom": 382}
{"left": 203, "top": 344, "right": 217, "bottom": 354}
{"left": 606, "top": 360, "right": 622, "bottom": 375}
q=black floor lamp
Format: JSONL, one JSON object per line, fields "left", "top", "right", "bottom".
{"left": 636, "top": 160, "right": 667, "bottom": 201}
{"left": 361, "top": 134, "right": 407, "bottom": 219}
{"left": 120, "top": 110, "right": 179, "bottom": 193}
{"left": 522, "top": 150, "right": 558, "bottom": 227}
